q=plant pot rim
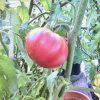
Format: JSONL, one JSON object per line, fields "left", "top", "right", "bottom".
{"left": 63, "top": 90, "right": 90, "bottom": 100}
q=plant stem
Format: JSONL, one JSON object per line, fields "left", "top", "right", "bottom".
{"left": 28, "top": 12, "right": 50, "bottom": 25}
{"left": 52, "top": 0, "right": 54, "bottom": 3}
{"left": 40, "top": 82, "right": 47, "bottom": 97}
{"left": 65, "top": 0, "right": 88, "bottom": 80}
{"left": 29, "top": 0, "right": 34, "bottom": 16}
{"left": 24, "top": 76, "right": 45, "bottom": 97}
{"left": 55, "top": 0, "right": 88, "bottom": 98}
{"left": 33, "top": 3, "right": 46, "bottom": 19}
{"left": 0, "top": 33, "right": 8, "bottom": 55}
{"left": 41, "top": 16, "right": 50, "bottom": 27}
{"left": 52, "top": 83, "right": 65, "bottom": 100}
{"left": 60, "top": 1, "right": 69, "bottom": 7}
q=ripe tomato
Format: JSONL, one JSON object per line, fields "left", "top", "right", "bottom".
{"left": 25, "top": 27, "right": 68, "bottom": 68}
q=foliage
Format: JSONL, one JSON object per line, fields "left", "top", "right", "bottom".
{"left": 0, "top": 0, "right": 100, "bottom": 99}
{"left": 0, "top": 52, "right": 17, "bottom": 98}
{"left": 0, "top": 0, "right": 6, "bottom": 11}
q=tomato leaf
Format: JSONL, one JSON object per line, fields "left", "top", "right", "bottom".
{"left": 0, "top": 54, "right": 18, "bottom": 98}
{"left": 94, "top": 74, "right": 100, "bottom": 87}
{"left": 17, "top": 73, "right": 31, "bottom": 88}
{"left": 47, "top": 71, "right": 58, "bottom": 99}
{"left": 31, "top": 79, "right": 45, "bottom": 97}
{"left": 94, "top": 32, "right": 100, "bottom": 44}
{"left": 40, "top": 0, "right": 50, "bottom": 11}
{"left": 89, "top": 64, "right": 96, "bottom": 83}
{"left": 17, "top": 37, "right": 33, "bottom": 67}
{"left": 73, "top": 48, "right": 82, "bottom": 64}
{"left": 17, "top": 3, "right": 29, "bottom": 23}
{"left": 93, "top": 23, "right": 100, "bottom": 34}
{"left": 87, "top": 9, "right": 97, "bottom": 27}
{"left": 0, "top": 0, "right": 6, "bottom": 11}
{"left": 36, "top": 97, "right": 45, "bottom": 100}
{"left": 54, "top": 24, "right": 69, "bottom": 36}
{"left": 48, "top": 2, "right": 62, "bottom": 27}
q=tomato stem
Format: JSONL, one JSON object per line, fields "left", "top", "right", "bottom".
{"left": 28, "top": 12, "right": 50, "bottom": 25}
{"left": 56, "top": 0, "right": 89, "bottom": 99}
{"left": 0, "top": 33, "right": 8, "bottom": 55}
{"left": 65, "top": 0, "right": 88, "bottom": 81}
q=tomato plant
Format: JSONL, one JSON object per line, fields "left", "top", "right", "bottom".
{"left": 0, "top": 0, "right": 100, "bottom": 99}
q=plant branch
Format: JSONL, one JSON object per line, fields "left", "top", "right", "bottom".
{"left": 24, "top": 76, "right": 45, "bottom": 97}
{"left": 52, "top": 83, "right": 66, "bottom": 100}
{"left": 60, "top": 1, "right": 69, "bottom": 7}
{"left": 29, "top": 0, "right": 34, "bottom": 16}
{"left": 93, "top": 0, "right": 100, "bottom": 14}
{"left": 40, "top": 81, "right": 47, "bottom": 97}
{"left": 33, "top": 3, "right": 46, "bottom": 19}
{"left": 52, "top": 0, "right": 54, "bottom": 3}
{"left": 65, "top": 0, "right": 88, "bottom": 80}
{"left": 40, "top": 69, "right": 52, "bottom": 98}
{"left": 41, "top": 16, "right": 50, "bottom": 27}
{"left": 28, "top": 12, "right": 50, "bottom": 25}
{"left": 0, "top": 33, "right": 8, "bottom": 55}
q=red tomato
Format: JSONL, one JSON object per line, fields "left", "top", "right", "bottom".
{"left": 25, "top": 27, "right": 68, "bottom": 68}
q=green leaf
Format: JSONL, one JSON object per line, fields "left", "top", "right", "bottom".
{"left": 6, "top": 8, "right": 21, "bottom": 26}
{"left": 17, "top": 4, "right": 29, "bottom": 23}
{"left": 94, "top": 32, "right": 100, "bottom": 43}
{"left": 47, "top": 71, "right": 58, "bottom": 89}
{"left": 94, "top": 74, "right": 100, "bottom": 87}
{"left": 47, "top": 71, "right": 58, "bottom": 100}
{"left": 40, "top": 0, "right": 50, "bottom": 11}
{"left": 48, "top": 2, "right": 62, "bottom": 27}
{"left": 5, "top": 8, "right": 21, "bottom": 33}
{"left": 0, "top": 44, "right": 5, "bottom": 54}
{"left": 0, "top": 0, "right": 6, "bottom": 11}
{"left": 9, "top": 96, "right": 20, "bottom": 100}
{"left": 17, "top": 37, "right": 33, "bottom": 67}
{"left": 73, "top": 48, "right": 82, "bottom": 64}
{"left": 54, "top": 24, "right": 69, "bottom": 36}
{"left": 36, "top": 97, "right": 45, "bottom": 100}
{"left": 31, "top": 79, "right": 45, "bottom": 97}
{"left": 89, "top": 64, "right": 96, "bottom": 83}
{"left": 87, "top": 9, "right": 97, "bottom": 27}
{"left": 0, "top": 54, "right": 17, "bottom": 98}
{"left": 17, "top": 73, "right": 31, "bottom": 88}
{"left": 93, "top": 23, "right": 100, "bottom": 34}
{"left": 0, "top": 73, "right": 9, "bottom": 98}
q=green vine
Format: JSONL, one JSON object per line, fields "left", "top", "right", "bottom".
{"left": 65, "top": 0, "right": 88, "bottom": 80}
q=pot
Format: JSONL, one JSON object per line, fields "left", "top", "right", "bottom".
{"left": 62, "top": 91, "right": 90, "bottom": 100}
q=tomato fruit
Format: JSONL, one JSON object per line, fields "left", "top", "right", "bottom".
{"left": 25, "top": 27, "right": 68, "bottom": 68}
